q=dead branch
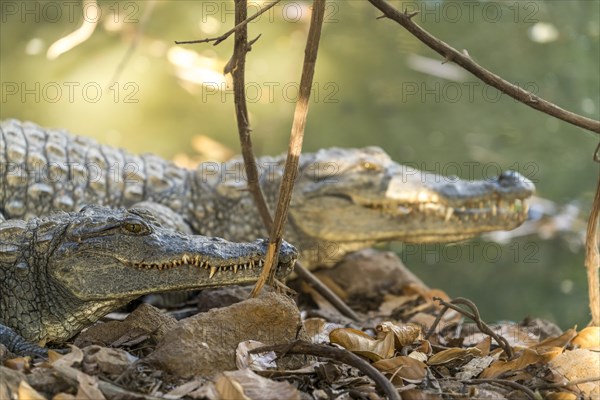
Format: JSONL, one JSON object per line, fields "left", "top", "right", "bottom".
{"left": 251, "top": 340, "right": 401, "bottom": 400}
{"left": 367, "top": 0, "right": 600, "bottom": 134}
{"left": 250, "top": 0, "right": 327, "bottom": 297}
{"left": 585, "top": 173, "right": 600, "bottom": 326}
{"left": 426, "top": 297, "right": 514, "bottom": 359}
{"left": 229, "top": 0, "right": 274, "bottom": 231}
{"left": 201, "top": 0, "right": 357, "bottom": 320}
{"left": 464, "top": 379, "right": 536, "bottom": 400}
{"left": 175, "top": 0, "right": 281, "bottom": 46}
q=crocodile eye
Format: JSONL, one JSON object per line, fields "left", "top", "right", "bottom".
{"left": 121, "top": 220, "right": 151, "bottom": 235}
{"left": 360, "top": 161, "right": 381, "bottom": 171}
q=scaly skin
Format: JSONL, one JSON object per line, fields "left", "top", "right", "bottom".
{"left": 0, "top": 119, "right": 535, "bottom": 266}
{"left": 0, "top": 205, "right": 297, "bottom": 353}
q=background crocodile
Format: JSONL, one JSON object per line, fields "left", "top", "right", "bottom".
{"left": 0, "top": 205, "right": 297, "bottom": 355}
{"left": 0, "top": 119, "right": 535, "bottom": 266}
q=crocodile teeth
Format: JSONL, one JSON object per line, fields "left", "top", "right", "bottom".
{"left": 182, "top": 255, "right": 190, "bottom": 264}
{"left": 234, "top": 265, "right": 238, "bottom": 273}
{"left": 209, "top": 266, "right": 218, "bottom": 279}
{"left": 444, "top": 207, "right": 454, "bottom": 222}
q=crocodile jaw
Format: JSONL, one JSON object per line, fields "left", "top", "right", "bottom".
{"left": 290, "top": 168, "right": 534, "bottom": 244}
{"left": 51, "top": 241, "right": 297, "bottom": 301}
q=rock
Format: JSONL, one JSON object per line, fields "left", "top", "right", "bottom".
{"left": 314, "top": 249, "right": 428, "bottom": 311}
{"left": 74, "top": 303, "right": 176, "bottom": 348}
{"left": 146, "top": 292, "right": 308, "bottom": 377}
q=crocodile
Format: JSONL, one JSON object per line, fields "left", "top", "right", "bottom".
{"left": 0, "top": 119, "right": 535, "bottom": 266}
{"left": 0, "top": 205, "right": 298, "bottom": 356}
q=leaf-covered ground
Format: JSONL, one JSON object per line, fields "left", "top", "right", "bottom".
{"left": 1, "top": 249, "right": 598, "bottom": 399}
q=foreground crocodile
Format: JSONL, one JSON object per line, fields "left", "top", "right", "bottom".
{"left": 0, "top": 205, "right": 298, "bottom": 356}
{"left": 0, "top": 119, "right": 535, "bottom": 266}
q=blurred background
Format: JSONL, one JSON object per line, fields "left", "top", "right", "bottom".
{"left": 1, "top": 0, "right": 598, "bottom": 328}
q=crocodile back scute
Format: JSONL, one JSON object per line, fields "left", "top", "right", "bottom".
{"left": 0, "top": 119, "right": 191, "bottom": 220}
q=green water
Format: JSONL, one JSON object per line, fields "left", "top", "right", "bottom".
{"left": 1, "top": 0, "right": 598, "bottom": 328}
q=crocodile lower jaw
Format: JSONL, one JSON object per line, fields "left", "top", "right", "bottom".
{"left": 371, "top": 197, "right": 530, "bottom": 222}
{"left": 124, "top": 256, "right": 266, "bottom": 279}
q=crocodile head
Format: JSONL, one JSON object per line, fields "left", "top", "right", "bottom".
{"left": 288, "top": 147, "right": 534, "bottom": 246}
{"left": 47, "top": 206, "right": 297, "bottom": 301}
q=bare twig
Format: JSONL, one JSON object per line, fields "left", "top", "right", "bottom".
{"left": 464, "top": 379, "right": 537, "bottom": 400}
{"left": 367, "top": 0, "right": 600, "bottom": 134}
{"left": 230, "top": 0, "right": 273, "bottom": 231}
{"left": 295, "top": 263, "right": 360, "bottom": 321}
{"left": 532, "top": 376, "right": 600, "bottom": 389}
{"left": 212, "top": 0, "right": 357, "bottom": 320}
{"left": 251, "top": 341, "right": 401, "bottom": 400}
{"left": 175, "top": 0, "right": 281, "bottom": 46}
{"left": 585, "top": 173, "right": 600, "bottom": 326}
{"left": 426, "top": 297, "right": 514, "bottom": 359}
{"left": 251, "top": 0, "right": 327, "bottom": 297}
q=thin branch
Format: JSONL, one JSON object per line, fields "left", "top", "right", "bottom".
{"left": 250, "top": 0, "right": 327, "bottom": 297}
{"left": 532, "top": 376, "right": 600, "bottom": 389}
{"left": 367, "top": 0, "right": 600, "bottom": 134}
{"left": 464, "top": 379, "right": 537, "bottom": 400}
{"left": 585, "top": 173, "right": 600, "bottom": 326}
{"left": 295, "top": 262, "right": 360, "bottom": 321}
{"left": 230, "top": 0, "right": 274, "bottom": 231}
{"left": 214, "top": 0, "right": 357, "bottom": 320}
{"left": 251, "top": 341, "right": 401, "bottom": 400}
{"left": 175, "top": 0, "right": 281, "bottom": 46}
{"left": 426, "top": 297, "right": 514, "bottom": 359}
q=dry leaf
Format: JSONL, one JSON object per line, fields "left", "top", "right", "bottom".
{"left": 75, "top": 372, "right": 106, "bottom": 400}
{"left": 378, "top": 294, "right": 419, "bottom": 315}
{"left": 572, "top": 326, "right": 600, "bottom": 349}
{"left": 330, "top": 328, "right": 395, "bottom": 361}
{"left": 164, "top": 379, "right": 204, "bottom": 399}
{"left": 52, "top": 393, "right": 77, "bottom": 400}
{"left": 544, "top": 392, "right": 579, "bottom": 400}
{"left": 215, "top": 373, "right": 249, "bottom": 400}
{"left": 236, "top": 340, "right": 277, "bottom": 371}
{"left": 414, "top": 340, "right": 432, "bottom": 356}
{"left": 52, "top": 345, "right": 84, "bottom": 368}
{"left": 47, "top": 350, "right": 63, "bottom": 363}
{"left": 408, "top": 312, "right": 438, "bottom": 330}
{"left": 5, "top": 356, "right": 30, "bottom": 372}
{"left": 18, "top": 381, "right": 45, "bottom": 400}
{"left": 83, "top": 345, "right": 137, "bottom": 376}
{"left": 427, "top": 347, "right": 481, "bottom": 366}
{"left": 549, "top": 348, "right": 600, "bottom": 397}
{"left": 455, "top": 356, "right": 494, "bottom": 380}
{"left": 407, "top": 351, "right": 428, "bottom": 363}
{"left": 303, "top": 318, "right": 343, "bottom": 344}
{"left": 377, "top": 321, "right": 422, "bottom": 347}
{"left": 480, "top": 348, "right": 545, "bottom": 379}
{"left": 531, "top": 328, "right": 577, "bottom": 350}
{"left": 215, "top": 369, "right": 301, "bottom": 400}
{"left": 373, "top": 356, "right": 427, "bottom": 383}
{"left": 474, "top": 336, "right": 491, "bottom": 356}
